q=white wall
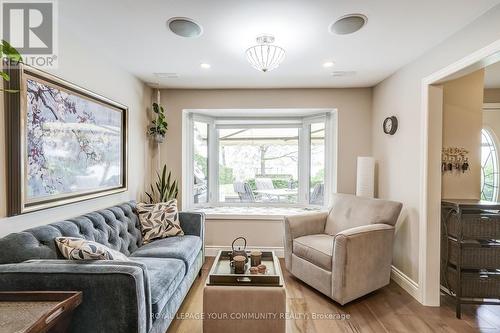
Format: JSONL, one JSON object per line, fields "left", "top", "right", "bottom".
{"left": 0, "top": 18, "right": 152, "bottom": 237}
{"left": 159, "top": 88, "right": 373, "bottom": 209}
{"left": 158, "top": 88, "right": 372, "bottom": 249}
{"left": 372, "top": 5, "right": 500, "bottom": 283}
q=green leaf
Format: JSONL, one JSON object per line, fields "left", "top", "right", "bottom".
{"left": 1, "top": 40, "right": 22, "bottom": 63}
{"left": 0, "top": 71, "right": 10, "bottom": 81}
{"left": 144, "top": 164, "right": 178, "bottom": 203}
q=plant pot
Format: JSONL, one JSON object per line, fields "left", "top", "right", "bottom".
{"left": 153, "top": 133, "right": 165, "bottom": 143}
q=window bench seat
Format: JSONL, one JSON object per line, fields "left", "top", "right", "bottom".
{"left": 188, "top": 206, "right": 325, "bottom": 220}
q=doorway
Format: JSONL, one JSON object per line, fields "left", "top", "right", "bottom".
{"left": 420, "top": 41, "right": 500, "bottom": 306}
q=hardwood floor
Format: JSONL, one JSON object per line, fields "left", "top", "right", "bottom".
{"left": 166, "top": 258, "right": 500, "bottom": 333}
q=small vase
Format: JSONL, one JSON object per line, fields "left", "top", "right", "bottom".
{"left": 153, "top": 134, "right": 165, "bottom": 143}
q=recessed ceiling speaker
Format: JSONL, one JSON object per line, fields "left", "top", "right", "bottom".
{"left": 330, "top": 14, "right": 367, "bottom": 35}
{"left": 167, "top": 17, "right": 203, "bottom": 38}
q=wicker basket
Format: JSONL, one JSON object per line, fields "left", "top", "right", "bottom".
{"left": 447, "top": 239, "right": 500, "bottom": 269}
{"left": 445, "top": 212, "right": 500, "bottom": 240}
{"left": 447, "top": 267, "right": 500, "bottom": 298}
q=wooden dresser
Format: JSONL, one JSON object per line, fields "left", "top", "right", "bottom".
{"left": 441, "top": 199, "right": 500, "bottom": 318}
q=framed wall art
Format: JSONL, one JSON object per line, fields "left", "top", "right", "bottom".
{"left": 4, "top": 63, "right": 128, "bottom": 215}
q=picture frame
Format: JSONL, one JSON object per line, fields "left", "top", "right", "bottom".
{"left": 4, "top": 62, "right": 128, "bottom": 216}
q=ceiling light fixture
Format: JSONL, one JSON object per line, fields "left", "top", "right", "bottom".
{"left": 246, "top": 35, "right": 285, "bottom": 72}
{"left": 323, "top": 61, "right": 335, "bottom": 68}
{"left": 200, "top": 63, "right": 211, "bottom": 69}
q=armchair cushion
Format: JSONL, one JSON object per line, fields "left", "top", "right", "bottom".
{"left": 293, "top": 234, "right": 334, "bottom": 270}
{"left": 129, "top": 257, "right": 185, "bottom": 316}
{"left": 130, "top": 235, "right": 202, "bottom": 272}
{"left": 325, "top": 193, "right": 402, "bottom": 235}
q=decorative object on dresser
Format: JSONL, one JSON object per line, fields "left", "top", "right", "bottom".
{"left": 441, "top": 199, "right": 500, "bottom": 318}
{"left": 3, "top": 63, "right": 127, "bottom": 216}
{"left": 204, "top": 250, "right": 285, "bottom": 333}
{"left": 0, "top": 291, "right": 82, "bottom": 333}
{"left": 441, "top": 147, "right": 469, "bottom": 173}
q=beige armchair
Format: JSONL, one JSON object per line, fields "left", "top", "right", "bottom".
{"left": 284, "top": 193, "right": 402, "bottom": 305}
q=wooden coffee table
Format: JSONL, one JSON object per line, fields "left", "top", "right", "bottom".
{"left": 0, "top": 291, "right": 82, "bottom": 333}
{"left": 203, "top": 251, "right": 286, "bottom": 333}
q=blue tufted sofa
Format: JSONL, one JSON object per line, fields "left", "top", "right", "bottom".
{"left": 0, "top": 201, "right": 205, "bottom": 333}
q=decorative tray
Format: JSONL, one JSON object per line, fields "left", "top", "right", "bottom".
{"left": 207, "top": 251, "right": 283, "bottom": 287}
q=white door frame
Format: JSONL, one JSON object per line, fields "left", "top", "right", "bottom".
{"left": 419, "top": 39, "right": 500, "bottom": 306}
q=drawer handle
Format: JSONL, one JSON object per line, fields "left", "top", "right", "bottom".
{"left": 236, "top": 277, "right": 251, "bottom": 283}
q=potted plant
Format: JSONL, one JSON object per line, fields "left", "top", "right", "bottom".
{"left": 1, "top": 39, "right": 22, "bottom": 93}
{"left": 148, "top": 102, "right": 168, "bottom": 143}
{"left": 145, "top": 164, "right": 178, "bottom": 203}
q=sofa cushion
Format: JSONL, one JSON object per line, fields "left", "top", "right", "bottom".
{"left": 129, "top": 257, "right": 185, "bottom": 316}
{"left": 130, "top": 235, "right": 202, "bottom": 272}
{"left": 324, "top": 193, "right": 403, "bottom": 235}
{"left": 55, "top": 237, "right": 130, "bottom": 261}
{"left": 136, "top": 200, "right": 184, "bottom": 244}
{"left": 293, "top": 234, "right": 333, "bottom": 271}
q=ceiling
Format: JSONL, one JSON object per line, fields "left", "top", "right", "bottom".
{"left": 61, "top": 0, "right": 500, "bottom": 89}
{"left": 485, "top": 61, "right": 500, "bottom": 88}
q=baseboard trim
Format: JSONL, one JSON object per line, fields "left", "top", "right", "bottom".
{"left": 390, "top": 265, "right": 420, "bottom": 302}
{"left": 205, "top": 246, "right": 284, "bottom": 258}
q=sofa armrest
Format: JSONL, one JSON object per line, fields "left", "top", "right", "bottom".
{"left": 331, "top": 224, "right": 394, "bottom": 305}
{"left": 0, "top": 260, "right": 151, "bottom": 333}
{"left": 283, "top": 212, "right": 328, "bottom": 271}
{"left": 179, "top": 212, "right": 205, "bottom": 238}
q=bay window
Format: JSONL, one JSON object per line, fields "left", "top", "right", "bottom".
{"left": 183, "top": 109, "right": 336, "bottom": 209}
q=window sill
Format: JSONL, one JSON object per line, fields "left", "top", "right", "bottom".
{"left": 187, "top": 206, "right": 327, "bottom": 221}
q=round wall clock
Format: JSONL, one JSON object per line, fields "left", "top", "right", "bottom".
{"left": 383, "top": 116, "right": 398, "bottom": 135}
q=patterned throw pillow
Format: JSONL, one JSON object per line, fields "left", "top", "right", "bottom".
{"left": 55, "top": 237, "right": 129, "bottom": 261}
{"left": 136, "top": 200, "right": 184, "bottom": 244}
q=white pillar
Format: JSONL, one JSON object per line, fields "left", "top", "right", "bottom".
{"left": 356, "top": 156, "right": 375, "bottom": 198}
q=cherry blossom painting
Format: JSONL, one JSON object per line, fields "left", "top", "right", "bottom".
{"left": 24, "top": 77, "right": 125, "bottom": 205}
{"left": 5, "top": 65, "right": 127, "bottom": 215}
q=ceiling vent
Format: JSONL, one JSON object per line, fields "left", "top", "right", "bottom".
{"left": 329, "top": 14, "right": 367, "bottom": 35}
{"left": 154, "top": 72, "right": 179, "bottom": 79}
{"left": 331, "top": 71, "right": 356, "bottom": 77}
{"left": 167, "top": 17, "right": 203, "bottom": 38}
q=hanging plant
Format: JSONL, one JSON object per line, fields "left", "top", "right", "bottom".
{"left": 148, "top": 102, "right": 168, "bottom": 143}
{"left": 0, "top": 39, "right": 22, "bottom": 93}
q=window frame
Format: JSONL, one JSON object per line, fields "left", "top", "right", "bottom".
{"left": 182, "top": 109, "right": 337, "bottom": 210}
{"left": 480, "top": 127, "right": 500, "bottom": 202}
